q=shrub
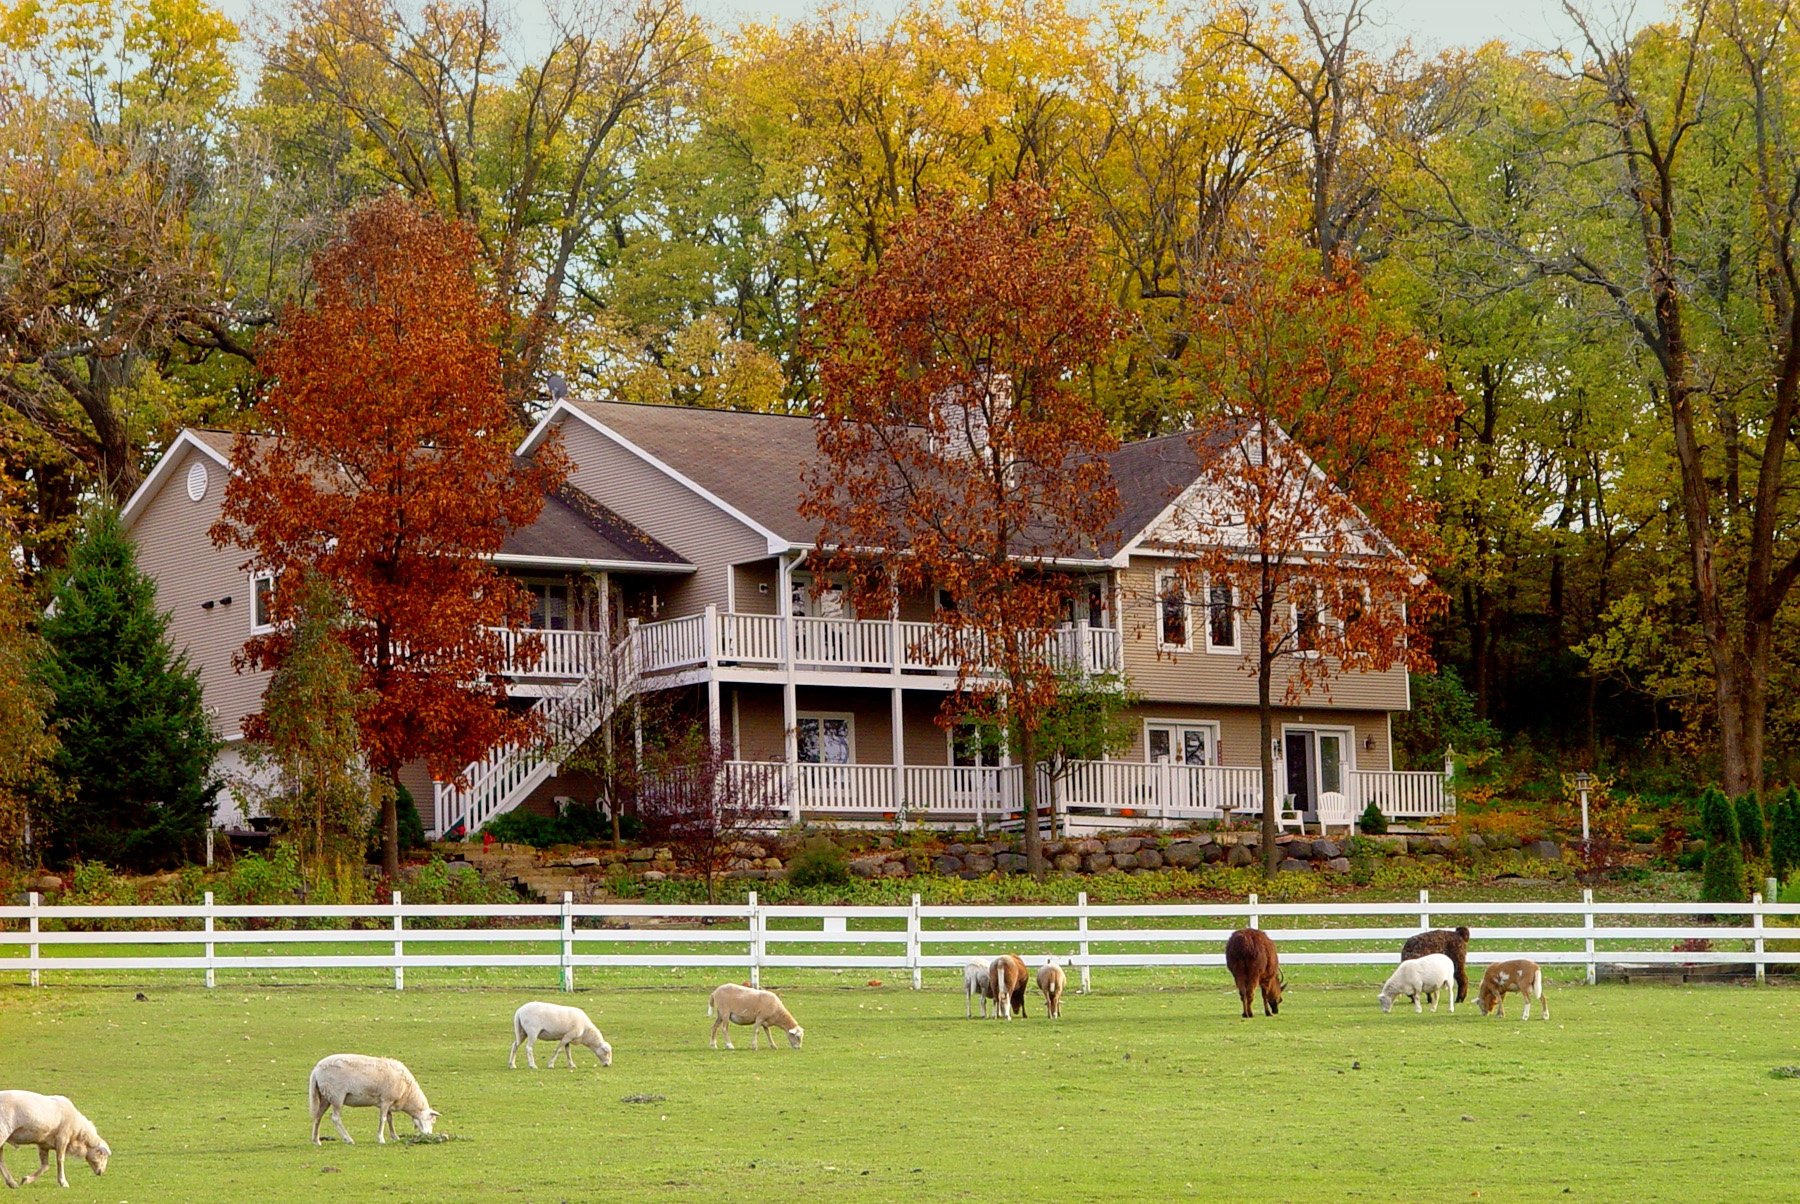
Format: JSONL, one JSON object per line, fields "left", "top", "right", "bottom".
{"left": 1698, "top": 786, "right": 1738, "bottom": 845}
{"left": 1701, "top": 841, "right": 1748, "bottom": 904}
{"left": 220, "top": 844, "right": 304, "bottom": 907}
{"left": 786, "top": 840, "right": 851, "bottom": 889}
{"left": 1772, "top": 787, "right": 1800, "bottom": 885}
{"left": 483, "top": 802, "right": 617, "bottom": 848}
{"left": 1736, "top": 792, "right": 1768, "bottom": 859}
{"left": 396, "top": 785, "right": 426, "bottom": 851}
{"left": 1357, "top": 800, "right": 1387, "bottom": 835}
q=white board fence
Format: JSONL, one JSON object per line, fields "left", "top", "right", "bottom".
{"left": 4, "top": 890, "right": 1798, "bottom": 992}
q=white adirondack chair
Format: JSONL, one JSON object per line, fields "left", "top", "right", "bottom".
{"left": 1315, "top": 790, "right": 1353, "bottom": 838}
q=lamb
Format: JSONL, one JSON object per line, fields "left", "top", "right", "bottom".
{"left": 0, "top": 1091, "right": 109, "bottom": 1188}
{"left": 989, "top": 954, "right": 1030, "bottom": 1020}
{"left": 708, "top": 983, "right": 804, "bottom": 1050}
{"left": 307, "top": 1054, "right": 439, "bottom": 1145}
{"left": 1400, "top": 926, "right": 1472, "bottom": 1003}
{"left": 510, "top": 1001, "right": 613, "bottom": 1069}
{"left": 1478, "top": 958, "right": 1549, "bottom": 1021}
{"left": 1037, "top": 956, "right": 1066, "bottom": 1019}
{"left": 964, "top": 958, "right": 993, "bottom": 1019}
{"left": 1378, "top": 953, "right": 1457, "bottom": 1014}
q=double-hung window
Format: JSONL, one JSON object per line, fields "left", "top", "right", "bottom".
{"left": 796, "top": 714, "right": 853, "bottom": 764}
{"left": 1205, "top": 581, "right": 1237, "bottom": 653}
{"left": 1157, "top": 570, "right": 1190, "bottom": 651}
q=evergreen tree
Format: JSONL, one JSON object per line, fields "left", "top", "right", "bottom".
{"left": 35, "top": 507, "right": 220, "bottom": 868}
{"left": 1772, "top": 787, "right": 1800, "bottom": 886}
{"left": 1735, "top": 792, "right": 1768, "bottom": 860}
{"left": 1698, "top": 786, "right": 1746, "bottom": 904}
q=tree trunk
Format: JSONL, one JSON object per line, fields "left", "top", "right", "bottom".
{"left": 1020, "top": 726, "right": 1044, "bottom": 881}
{"left": 379, "top": 765, "right": 400, "bottom": 880}
{"left": 1258, "top": 659, "right": 1278, "bottom": 877}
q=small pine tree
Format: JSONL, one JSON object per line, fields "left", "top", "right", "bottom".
{"left": 1771, "top": 786, "right": 1800, "bottom": 885}
{"left": 1358, "top": 799, "right": 1387, "bottom": 835}
{"left": 1701, "top": 841, "right": 1748, "bottom": 904}
{"left": 1735, "top": 792, "right": 1768, "bottom": 859}
{"left": 35, "top": 507, "right": 220, "bottom": 868}
{"left": 1697, "top": 786, "right": 1738, "bottom": 846}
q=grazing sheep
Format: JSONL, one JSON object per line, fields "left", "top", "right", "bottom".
{"left": 1037, "top": 957, "right": 1066, "bottom": 1019}
{"left": 989, "top": 955, "right": 1030, "bottom": 1020}
{"left": 964, "top": 958, "right": 993, "bottom": 1019}
{"left": 307, "top": 1055, "right": 439, "bottom": 1145}
{"left": 708, "top": 984, "right": 804, "bottom": 1050}
{"left": 1224, "top": 929, "right": 1284, "bottom": 1018}
{"left": 510, "top": 1001, "right": 613, "bottom": 1069}
{"left": 0, "top": 1091, "right": 109, "bottom": 1188}
{"left": 1379, "top": 954, "right": 1457, "bottom": 1014}
{"left": 1478, "top": 959, "right": 1549, "bottom": 1021}
{"left": 1400, "top": 927, "right": 1472, "bottom": 1003}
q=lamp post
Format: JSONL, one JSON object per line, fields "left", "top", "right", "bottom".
{"left": 1574, "top": 771, "right": 1593, "bottom": 845}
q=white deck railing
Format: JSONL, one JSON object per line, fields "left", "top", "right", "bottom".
{"left": 723, "top": 759, "right": 1449, "bottom": 829}
{"left": 3, "top": 891, "right": 1793, "bottom": 990}
{"left": 637, "top": 606, "right": 1122, "bottom": 678}
{"left": 486, "top": 627, "right": 609, "bottom": 678}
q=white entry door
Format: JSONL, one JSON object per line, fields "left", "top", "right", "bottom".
{"left": 1282, "top": 728, "right": 1349, "bottom": 816}
{"left": 1147, "top": 722, "right": 1215, "bottom": 812}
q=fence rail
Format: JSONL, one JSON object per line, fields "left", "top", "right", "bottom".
{"left": 3, "top": 890, "right": 1796, "bottom": 992}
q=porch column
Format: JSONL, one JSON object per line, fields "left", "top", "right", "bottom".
{"left": 779, "top": 554, "right": 800, "bottom": 822}
{"left": 891, "top": 687, "right": 905, "bottom": 823}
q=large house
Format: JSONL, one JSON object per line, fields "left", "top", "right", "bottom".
{"left": 122, "top": 401, "right": 1450, "bottom": 839}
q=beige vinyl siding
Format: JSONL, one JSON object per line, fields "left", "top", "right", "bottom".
{"left": 397, "top": 760, "right": 436, "bottom": 815}
{"left": 556, "top": 415, "right": 771, "bottom": 618}
{"left": 1117, "top": 702, "right": 1392, "bottom": 771}
{"left": 731, "top": 685, "right": 787, "bottom": 760}
{"left": 732, "top": 560, "right": 780, "bottom": 615}
{"left": 127, "top": 442, "right": 270, "bottom": 741}
{"left": 1116, "top": 560, "right": 1407, "bottom": 711}
{"left": 903, "top": 692, "right": 956, "bottom": 765}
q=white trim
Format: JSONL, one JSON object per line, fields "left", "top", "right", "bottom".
{"left": 1142, "top": 719, "right": 1219, "bottom": 766}
{"left": 491, "top": 553, "right": 691, "bottom": 574}
{"left": 521, "top": 401, "right": 791, "bottom": 555}
{"left": 1202, "top": 578, "right": 1240, "bottom": 655}
{"left": 1154, "top": 568, "right": 1192, "bottom": 653}
{"left": 795, "top": 711, "right": 856, "bottom": 765}
{"left": 121, "top": 431, "right": 234, "bottom": 527}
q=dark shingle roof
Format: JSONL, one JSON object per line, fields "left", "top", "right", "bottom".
{"left": 567, "top": 400, "right": 1239, "bottom": 559}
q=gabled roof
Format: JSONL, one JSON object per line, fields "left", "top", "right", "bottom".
{"left": 127, "top": 427, "right": 690, "bottom": 573}
{"left": 525, "top": 399, "right": 1265, "bottom": 564}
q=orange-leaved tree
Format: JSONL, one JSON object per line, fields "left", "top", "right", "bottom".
{"left": 212, "top": 195, "right": 567, "bottom": 878}
{"left": 1167, "top": 256, "right": 1455, "bottom": 872}
{"left": 802, "top": 179, "right": 1122, "bottom": 879}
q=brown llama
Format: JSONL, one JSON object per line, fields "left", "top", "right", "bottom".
{"left": 1400, "top": 926, "right": 1471, "bottom": 1003}
{"left": 1224, "top": 929, "right": 1285, "bottom": 1018}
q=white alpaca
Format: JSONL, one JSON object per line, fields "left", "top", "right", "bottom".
{"left": 307, "top": 1055, "right": 438, "bottom": 1145}
{"left": 964, "top": 959, "right": 993, "bottom": 1019}
{"left": 510, "top": 1001, "right": 613, "bottom": 1069}
{"left": 0, "top": 1091, "right": 109, "bottom": 1188}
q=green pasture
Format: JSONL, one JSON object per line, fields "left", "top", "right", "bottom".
{"left": 3, "top": 970, "right": 1797, "bottom": 1201}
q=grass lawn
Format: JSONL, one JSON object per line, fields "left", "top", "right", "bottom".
{"left": 3, "top": 970, "right": 1795, "bottom": 1201}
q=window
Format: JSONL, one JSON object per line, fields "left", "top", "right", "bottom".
{"left": 950, "top": 723, "right": 1004, "bottom": 768}
{"left": 524, "top": 581, "right": 571, "bottom": 630}
{"left": 251, "top": 573, "right": 275, "bottom": 633}
{"left": 1146, "top": 721, "right": 1215, "bottom": 766}
{"left": 796, "top": 714, "right": 853, "bottom": 764}
{"left": 1156, "top": 570, "right": 1190, "bottom": 650}
{"left": 1205, "top": 582, "right": 1237, "bottom": 652}
{"left": 1292, "top": 583, "right": 1322, "bottom": 655}
{"left": 935, "top": 588, "right": 958, "bottom": 615}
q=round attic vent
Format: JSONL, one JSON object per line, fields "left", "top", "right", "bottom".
{"left": 186, "top": 460, "right": 209, "bottom": 502}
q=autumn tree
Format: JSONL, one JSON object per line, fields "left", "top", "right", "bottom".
{"left": 212, "top": 195, "right": 567, "bottom": 878}
{"left": 803, "top": 179, "right": 1123, "bottom": 879}
{"left": 1165, "top": 257, "right": 1454, "bottom": 873}
{"left": 0, "top": 553, "right": 58, "bottom": 865}
{"left": 635, "top": 727, "right": 781, "bottom": 903}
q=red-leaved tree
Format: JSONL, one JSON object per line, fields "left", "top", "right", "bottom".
{"left": 1165, "top": 255, "right": 1456, "bottom": 872}
{"left": 212, "top": 195, "right": 568, "bottom": 877}
{"left": 802, "top": 179, "right": 1123, "bottom": 879}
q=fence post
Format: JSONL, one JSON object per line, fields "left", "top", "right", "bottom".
{"left": 1419, "top": 889, "right": 1430, "bottom": 932}
{"left": 909, "top": 893, "right": 922, "bottom": 990}
{"left": 562, "top": 891, "right": 575, "bottom": 992}
{"left": 393, "top": 891, "right": 405, "bottom": 991}
{"left": 27, "top": 891, "right": 39, "bottom": 989}
{"left": 748, "top": 891, "right": 761, "bottom": 989}
{"left": 1077, "top": 891, "right": 1092, "bottom": 995}
{"left": 204, "top": 891, "right": 216, "bottom": 990}
{"left": 1583, "top": 888, "right": 1596, "bottom": 986}
{"left": 1753, "top": 892, "right": 1766, "bottom": 985}
{"left": 1248, "top": 892, "right": 1259, "bottom": 930}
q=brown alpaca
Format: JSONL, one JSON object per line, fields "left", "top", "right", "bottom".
{"left": 1400, "top": 927, "right": 1471, "bottom": 1003}
{"left": 1224, "top": 929, "right": 1284, "bottom": 1018}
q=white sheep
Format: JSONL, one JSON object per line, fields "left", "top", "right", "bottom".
{"left": 964, "top": 958, "right": 993, "bottom": 1019}
{"left": 0, "top": 1091, "right": 109, "bottom": 1188}
{"left": 509, "top": 1001, "right": 613, "bottom": 1069}
{"left": 1037, "top": 956, "right": 1066, "bottom": 1019}
{"left": 1378, "top": 953, "right": 1457, "bottom": 1014}
{"left": 707, "top": 983, "right": 803, "bottom": 1050}
{"left": 307, "top": 1054, "right": 439, "bottom": 1145}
